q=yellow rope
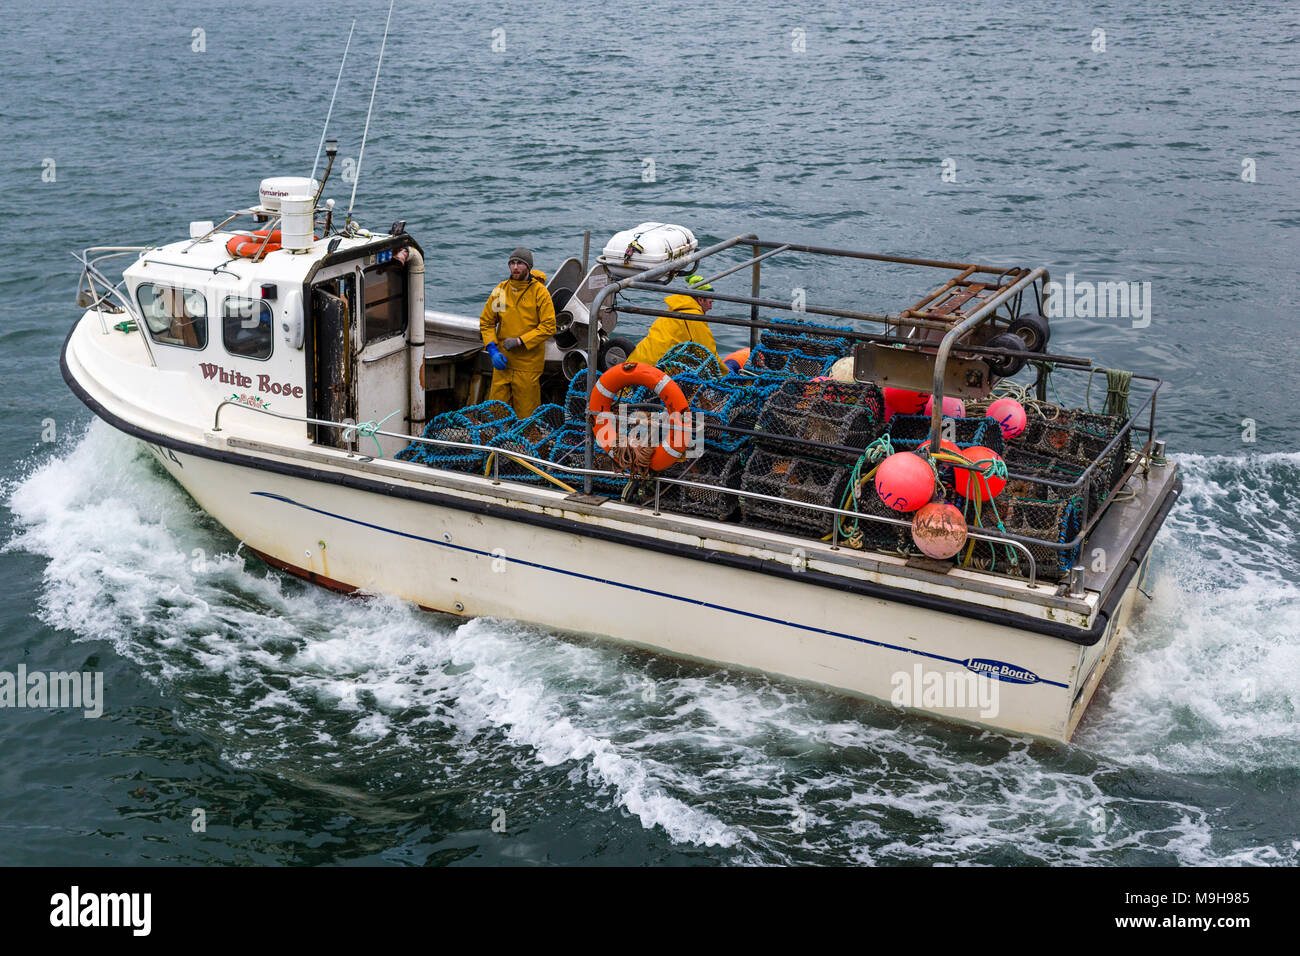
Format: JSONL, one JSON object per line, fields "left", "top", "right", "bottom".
{"left": 483, "top": 451, "right": 578, "bottom": 495}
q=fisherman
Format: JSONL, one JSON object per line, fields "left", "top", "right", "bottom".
{"left": 628, "top": 274, "right": 740, "bottom": 371}
{"left": 479, "top": 247, "right": 556, "bottom": 417}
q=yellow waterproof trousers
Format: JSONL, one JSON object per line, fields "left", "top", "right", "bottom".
{"left": 488, "top": 368, "right": 541, "bottom": 418}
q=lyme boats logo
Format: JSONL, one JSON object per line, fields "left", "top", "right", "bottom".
{"left": 49, "top": 886, "right": 151, "bottom": 936}
{"left": 963, "top": 658, "right": 1040, "bottom": 685}
{"left": 0, "top": 665, "right": 103, "bottom": 718}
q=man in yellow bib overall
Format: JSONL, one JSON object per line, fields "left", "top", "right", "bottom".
{"left": 479, "top": 247, "right": 556, "bottom": 417}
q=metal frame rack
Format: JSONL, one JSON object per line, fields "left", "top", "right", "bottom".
{"left": 576, "top": 236, "right": 1163, "bottom": 573}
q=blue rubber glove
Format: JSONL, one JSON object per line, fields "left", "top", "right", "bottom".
{"left": 724, "top": 358, "right": 741, "bottom": 373}
{"left": 487, "top": 342, "right": 509, "bottom": 370}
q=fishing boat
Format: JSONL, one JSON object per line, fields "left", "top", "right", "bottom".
{"left": 62, "top": 154, "right": 1179, "bottom": 742}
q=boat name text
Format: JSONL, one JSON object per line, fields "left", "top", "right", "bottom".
{"left": 199, "top": 363, "right": 303, "bottom": 398}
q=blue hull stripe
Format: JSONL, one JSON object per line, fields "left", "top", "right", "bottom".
{"left": 252, "top": 491, "right": 1069, "bottom": 690}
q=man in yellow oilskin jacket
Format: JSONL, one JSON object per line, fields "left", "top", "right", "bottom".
{"left": 628, "top": 274, "right": 733, "bottom": 370}
{"left": 479, "top": 247, "right": 555, "bottom": 417}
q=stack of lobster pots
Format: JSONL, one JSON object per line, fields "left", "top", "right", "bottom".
{"left": 737, "top": 377, "right": 887, "bottom": 538}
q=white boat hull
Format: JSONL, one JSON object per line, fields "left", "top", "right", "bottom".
{"left": 138, "top": 440, "right": 1152, "bottom": 742}
{"left": 63, "top": 307, "right": 1175, "bottom": 745}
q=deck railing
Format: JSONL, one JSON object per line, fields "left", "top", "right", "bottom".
{"left": 211, "top": 398, "right": 1043, "bottom": 586}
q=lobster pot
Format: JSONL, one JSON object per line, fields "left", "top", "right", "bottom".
{"left": 1001, "top": 447, "right": 1086, "bottom": 501}
{"left": 1006, "top": 408, "right": 1129, "bottom": 514}
{"left": 846, "top": 483, "right": 910, "bottom": 553}
{"left": 749, "top": 344, "right": 839, "bottom": 378}
{"left": 657, "top": 449, "right": 749, "bottom": 521}
{"left": 720, "top": 371, "right": 790, "bottom": 401}
{"left": 658, "top": 341, "right": 724, "bottom": 380}
{"left": 759, "top": 319, "right": 853, "bottom": 357}
{"left": 885, "top": 414, "right": 1006, "bottom": 457}
{"left": 396, "top": 400, "right": 517, "bottom": 471}
{"left": 754, "top": 380, "right": 886, "bottom": 461}
{"left": 488, "top": 404, "right": 567, "bottom": 483}
{"left": 739, "top": 449, "right": 850, "bottom": 538}
{"left": 543, "top": 423, "right": 630, "bottom": 496}
{"left": 961, "top": 495, "right": 1082, "bottom": 582}
{"left": 673, "top": 373, "right": 765, "bottom": 453}
{"left": 280, "top": 195, "right": 315, "bottom": 252}
{"left": 564, "top": 369, "right": 592, "bottom": 421}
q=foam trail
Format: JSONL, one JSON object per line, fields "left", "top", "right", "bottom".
{"left": 5, "top": 428, "right": 1296, "bottom": 864}
{"left": 1075, "top": 452, "right": 1300, "bottom": 773}
{"left": 5, "top": 423, "right": 740, "bottom": 847}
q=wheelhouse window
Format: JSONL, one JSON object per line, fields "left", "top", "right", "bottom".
{"left": 362, "top": 261, "right": 406, "bottom": 344}
{"left": 222, "top": 297, "right": 273, "bottom": 360}
{"left": 136, "top": 284, "right": 207, "bottom": 349}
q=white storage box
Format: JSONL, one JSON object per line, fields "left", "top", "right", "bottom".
{"left": 598, "top": 223, "right": 697, "bottom": 277}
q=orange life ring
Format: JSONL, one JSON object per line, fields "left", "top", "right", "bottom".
{"left": 226, "top": 230, "right": 283, "bottom": 259}
{"left": 587, "top": 362, "right": 692, "bottom": 472}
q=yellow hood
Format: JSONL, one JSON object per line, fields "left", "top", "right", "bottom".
{"left": 663, "top": 293, "right": 703, "bottom": 315}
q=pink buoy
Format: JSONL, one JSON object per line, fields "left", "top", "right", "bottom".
{"left": 923, "top": 394, "right": 966, "bottom": 418}
{"left": 987, "top": 397, "right": 1027, "bottom": 439}
{"left": 874, "top": 451, "right": 935, "bottom": 513}
{"left": 883, "top": 387, "right": 928, "bottom": 420}
{"left": 910, "top": 502, "right": 969, "bottom": 559}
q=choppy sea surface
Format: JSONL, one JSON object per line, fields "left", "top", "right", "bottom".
{"left": 1, "top": 0, "right": 1298, "bottom": 865}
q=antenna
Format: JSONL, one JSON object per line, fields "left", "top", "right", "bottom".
{"left": 310, "top": 19, "right": 357, "bottom": 182}
{"left": 347, "top": 0, "right": 396, "bottom": 222}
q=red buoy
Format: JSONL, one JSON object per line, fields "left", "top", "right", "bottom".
{"left": 883, "top": 388, "right": 928, "bottom": 420}
{"left": 874, "top": 452, "right": 935, "bottom": 513}
{"left": 954, "top": 445, "right": 1006, "bottom": 501}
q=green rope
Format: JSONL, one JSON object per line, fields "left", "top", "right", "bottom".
{"left": 957, "top": 453, "right": 1018, "bottom": 572}
{"left": 1086, "top": 367, "right": 1133, "bottom": 418}
{"left": 838, "top": 435, "right": 895, "bottom": 542}
{"left": 343, "top": 409, "right": 402, "bottom": 458}
{"left": 1103, "top": 368, "right": 1132, "bottom": 419}
{"left": 1042, "top": 361, "right": 1068, "bottom": 407}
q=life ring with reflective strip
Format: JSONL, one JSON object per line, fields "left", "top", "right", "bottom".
{"left": 587, "top": 362, "right": 691, "bottom": 472}
{"left": 226, "top": 230, "right": 282, "bottom": 258}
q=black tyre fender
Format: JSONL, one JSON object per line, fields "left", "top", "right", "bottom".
{"left": 1007, "top": 312, "right": 1050, "bottom": 352}
{"left": 599, "top": 336, "right": 637, "bottom": 371}
{"left": 983, "top": 332, "right": 1028, "bottom": 377}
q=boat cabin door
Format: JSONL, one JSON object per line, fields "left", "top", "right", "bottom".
{"left": 352, "top": 259, "right": 411, "bottom": 458}
{"left": 308, "top": 256, "right": 413, "bottom": 459}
